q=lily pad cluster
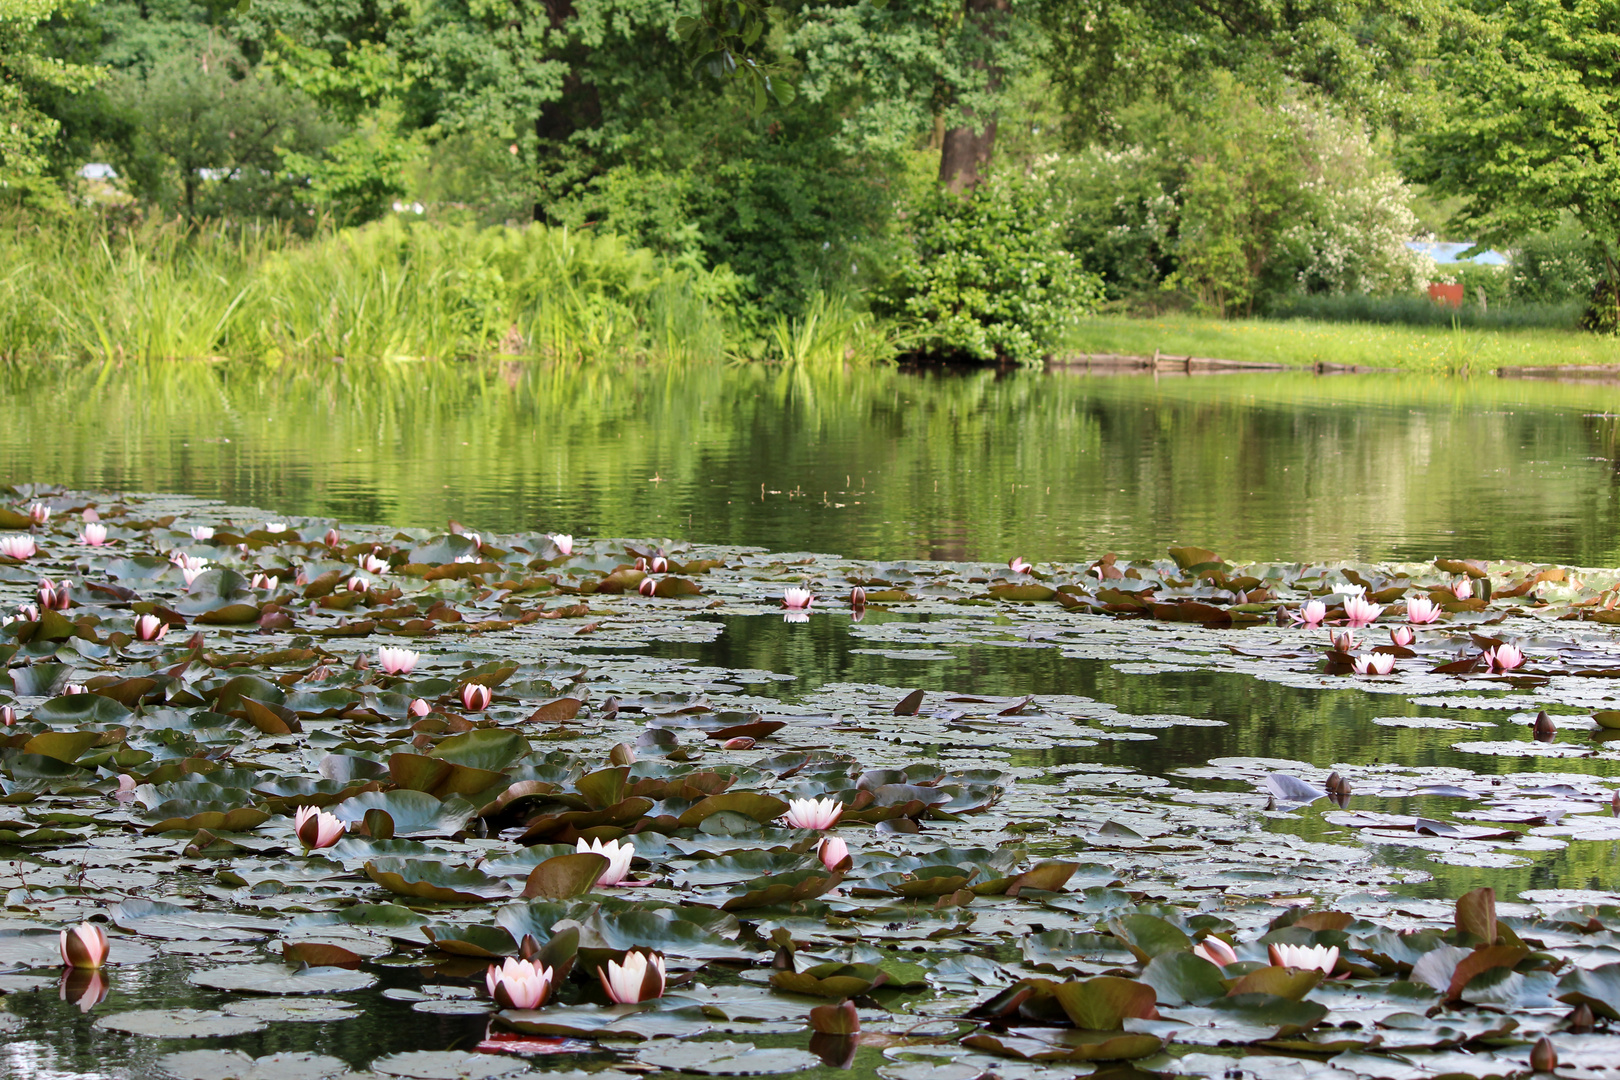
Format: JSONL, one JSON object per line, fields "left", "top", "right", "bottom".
{"left": 3, "top": 491, "right": 1620, "bottom": 1078}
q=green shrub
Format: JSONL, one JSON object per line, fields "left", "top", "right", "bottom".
{"left": 1263, "top": 292, "right": 1584, "bottom": 330}
{"left": 881, "top": 177, "right": 1103, "bottom": 364}
{"left": 1511, "top": 225, "right": 1605, "bottom": 304}
{"left": 1582, "top": 281, "right": 1620, "bottom": 335}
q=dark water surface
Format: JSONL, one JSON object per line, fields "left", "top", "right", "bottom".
{"left": 3, "top": 360, "right": 1620, "bottom": 566}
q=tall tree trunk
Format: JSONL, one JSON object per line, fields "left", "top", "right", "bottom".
{"left": 937, "top": 0, "right": 1009, "bottom": 195}
{"left": 532, "top": 0, "right": 601, "bottom": 223}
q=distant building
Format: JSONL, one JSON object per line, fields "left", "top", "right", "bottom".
{"left": 77, "top": 163, "right": 118, "bottom": 181}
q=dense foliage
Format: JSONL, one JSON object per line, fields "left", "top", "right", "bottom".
{"left": 2, "top": 0, "right": 1618, "bottom": 358}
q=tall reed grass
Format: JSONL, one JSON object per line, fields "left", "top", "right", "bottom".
{"left": 0, "top": 215, "right": 751, "bottom": 363}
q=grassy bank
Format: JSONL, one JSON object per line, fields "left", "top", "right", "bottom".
{"left": 0, "top": 215, "right": 892, "bottom": 365}
{"left": 1065, "top": 313, "right": 1620, "bottom": 374}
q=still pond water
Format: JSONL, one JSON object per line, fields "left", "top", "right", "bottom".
{"left": 4, "top": 360, "right": 1620, "bottom": 1079}
{"left": 3, "top": 360, "right": 1620, "bottom": 567}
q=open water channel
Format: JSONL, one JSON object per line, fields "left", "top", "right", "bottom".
{"left": 2, "top": 360, "right": 1620, "bottom": 1079}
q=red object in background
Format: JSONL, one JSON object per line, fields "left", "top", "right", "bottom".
{"left": 1428, "top": 283, "right": 1464, "bottom": 308}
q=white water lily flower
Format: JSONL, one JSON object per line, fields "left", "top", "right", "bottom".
{"left": 576, "top": 837, "right": 635, "bottom": 886}
{"left": 783, "top": 587, "right": 814, "bottom": 610}
{"left": 599, "top": 950, "right": 665, "bottom": 1004}
{"left": 377, "top": 647, "right": 420, "bottom": 676}
{"left": 486, "top": 957, "right": 553, "bottom": 1009}
{"left": 1268, "top": 943, "right": 1338, "bottom": 973}
{"left": 783, "top": 796, "right": 844, "bottom": 830}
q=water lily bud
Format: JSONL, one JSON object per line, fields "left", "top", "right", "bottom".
{"left": 722, "top": 736, "right": 755, "bottom": 750}
{"left": 817, "top": 835, "right": 849, "bottom": 871}
{"left": 1530, "top": 1035, "right": 1557, "bottom": 1072}
{"left": 549, "top": 533, "right": 573, "bottom": 556}
{"left": 1570, "top": 1002, "right": 1595, "bottom": 1031}
{"left": 1192, "top": 937, "right": 1238, "bottom": 968}
{"left": 1009, "top": 556, "right": 1032, "bottom": 574}
{"left": 638, "top": 576, "right": 657, "bottom": 597}
{"left": 1533, "top": 711, "right": 1557, "bottom": 741}
{"left": 64, "top": 684, "right": 88, "bottom": 696}
{"left": 650, "top": 556, "right": 668, "bottom": 574}
{"left": 29, "top": 503, "right": 49, "bottom": 525}
{"left": 250, "top": 573, "right": 272, "bottom": 590}
{"left": 460, "top": 683, "right": 492, "bottom": 711}
{"left": 293, "top": 805, "right": 346, "bottom": 849}
{"left": 849, "top": 586, "right": 866, "bottom": 609}
{"left": 59, "top": 922, "right": 109, "bottom": 969}
{"left": 81, "top": 507, "right": 99, "bottom": 523}
{"left": 1452, "top": 577, "right": 1474, "bottom": 600}
{"left": 599, "top": 949, "right": 665, "bottom": 1004}
{"left": 134, "top": 614, "right": 167, "bottom": 642}
{"left": 1390, "top": 625, "right": 1415, "bottom": 647}
{"left": 409, "top": 698, "right": 431, "bottom": 717}
{"left": 635, "top": 557, "right": 647, "bottom": 572}
{"left": 324, "top": 528, "right": 340, "bottom": 547}
{"left": 0, "top": 705, "right": 13, "bottom": 726}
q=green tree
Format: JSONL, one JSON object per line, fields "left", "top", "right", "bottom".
{"left": 0, "top": 0, "right": 99, "bottom": 202}
{"left": 1404, "top": 0, "right": 1620, "bottom": 327}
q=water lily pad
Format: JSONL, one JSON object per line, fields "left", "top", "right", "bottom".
{"left": 369, "top": 1050, "right": 530, "bottom": 1078}
{"left": 189, "top": 963, "right": 378, "bottom": 995}
{"left": 96, "top": 1008, "right": 268, "bottom": 1038}
{"left": 157, "top": 1050, "right": 351, "bottom": 1080}
{"left": 636, "top": 1041, "right": 822, "bottom": 1075}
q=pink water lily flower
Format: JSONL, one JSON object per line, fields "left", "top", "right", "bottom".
{"left": 248, "top": 573, "right": 271, "bottom": 590}
{"left": 599, "top": 949, "right": 665, "bottom": 1004}
{"left": 189, "top": 526, "right": 214, "bottom": 541}
{"left": 1390, "top": 625, "right": 1415, "bottom": 647}
{"left": 577, "top": 837, "right": 635, "bottom": 886}
{"left": 293, "top": 806, "right": 346, "bottom": 849}
{"left": 29, "top": 503, "right": 49, "bottom": 525}
{"left": 64, "top": 684, "right": 88, "bottom": 695}
{"left": 1343, "top": 593, "right": 1383, "bottom": 625}
{"left": 460, "top": 683, "right": 492, "bottom": 711}
{"left": 550, "top": 534, "right": 574, "bottom": 556}
{"left": 1192, "top": 937, "right": 1238, "bottom": 968}
{"left": 783, "top": 587, "right": 814, "bottom": 609}
{"left": 347, "top": 576, "right": 370, "bottom": 594}
{"left": 1452, "top": 577, "right": 1474, "bottom": 600}
{"left": 1328, "top": 631, "right": 1356, "bottom": 653}
{"left": 1268, "top": 943, "right": 1339, "bottom": 974}
{"left": 784, "top": 796, "right": 844, "bottom": 830}
{"left": 486, "top": 957, "right": 553, "bottom": 1009}
{"left": 818, "top": 835, "right": 850, "bottom": 870}
{"left": 1293, "top": 600, "right": 1327, "bottom": 626}
{"left": 1009, "top": 557, "right": 1032, "bottom": 574}
{"left": 1483, "top": 643, "right": 1524, "bottom": 672}
{"left": 1406, "top": 597, "right": 1442, "bottom": 624}
{"left": 59, "top": 923, "right": 109, "bottom": 969}
{"left": 377, "top": 647, "right": 420, "bottom": 675}
{"left": 78, "top": 523, "right": 107, "bottom": 546}
{"left": 14, "top": 604, "right": 39, "bottom": 624}
{"left": 0, "top": 534, "right": 36, "bottom": 559}
{"left": 409, "top": 698, "right": 431, "bottom": 717}
{"left": 359, "top": 553, "right": 388, "bottom": 575}
{"left": 134, "top": 614, "right": 167, "bottom": 642}
{"left": 263, "top": 523, "right": 286, "bottom": 534}
{"left": 1352, "top": 653, "right": 1395, "bottom": 676}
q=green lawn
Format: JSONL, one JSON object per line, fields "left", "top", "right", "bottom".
{"left": 1064, "top": 313, "right": 1620, "bottom": 374}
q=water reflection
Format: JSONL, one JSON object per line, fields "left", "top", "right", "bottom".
{"left": 3, "top": 361, "right": 1620, "bottom": 565}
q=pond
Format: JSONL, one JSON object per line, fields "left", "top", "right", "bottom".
{"left": 4, "top": 360, "right": 1620, "bottom": 565}
{"left": 3, "top": 361, "right": 1620, "bottom": 1080}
